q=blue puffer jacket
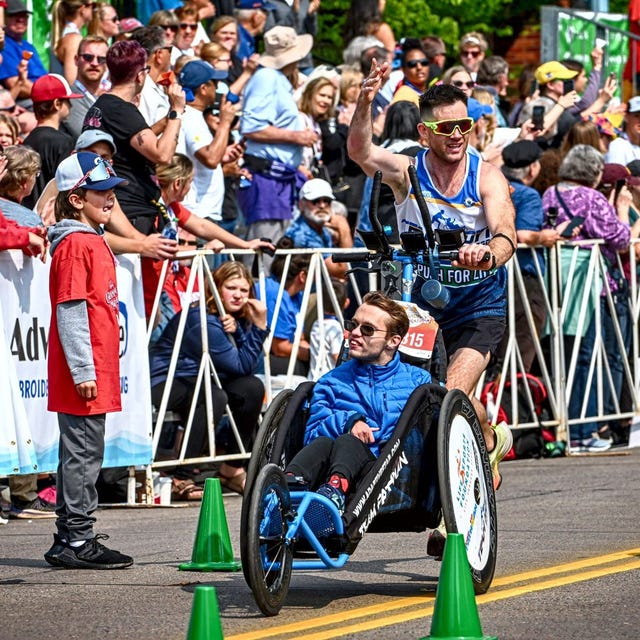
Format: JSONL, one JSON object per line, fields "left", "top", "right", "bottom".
{"left": 303, "top": 352, "right": 432, "bottom": 457}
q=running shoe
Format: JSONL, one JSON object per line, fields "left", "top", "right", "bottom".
{"left": 488, "top": 421, "right": 513, "bottom": 490}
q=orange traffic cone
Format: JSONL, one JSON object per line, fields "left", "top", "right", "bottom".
{"left": 179, "top": 477, "right": 241, "bottom": 572}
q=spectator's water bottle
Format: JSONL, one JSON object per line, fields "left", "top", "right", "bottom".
{"left": 161, "top": 214, "right": 178, "bottom": 241}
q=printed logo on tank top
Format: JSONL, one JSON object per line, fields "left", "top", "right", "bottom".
{"left": 83, "top": 105, "right": 102, "bottom": 130}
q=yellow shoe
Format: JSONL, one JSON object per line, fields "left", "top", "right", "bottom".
{"left": 488, "top": 421, "right": 513, "bottom": 490}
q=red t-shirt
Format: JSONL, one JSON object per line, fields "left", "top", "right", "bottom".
{"left": 48, "top": 231, "right": 122, "bottom": 415}
{"left": 141, "top": 201, "right": 193, "bottom": 319}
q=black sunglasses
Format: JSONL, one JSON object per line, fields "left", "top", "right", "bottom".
{"left": 160, "top": 24, "right": 179, "bottom": 33}
{"left": 179, "top": 22, "right": 197, "bottom": 30}
{"left": 0, "top": 104, "right": 17, "bottom": 113}
{"left": 452, "top": 80, "right": 475, "bottom": 89}
{"left": 406, "top": 58, "right": 429, "bottom": 69}
{"left": 80, "top": 53, "right": 107, "bottom": 64}
{"left": 310, "top": 197, "right": 332, "bottom": 206}
{"left": 344, "top": 319, "right": 387, "bottom": 337}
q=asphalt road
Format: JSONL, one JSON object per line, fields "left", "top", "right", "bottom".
{"left": 1, "top": 447, "right": 639, "bottom": 640}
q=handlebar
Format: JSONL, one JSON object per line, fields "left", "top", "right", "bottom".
{"left": 331, "top": 250, "right": 490, "bottom": 264}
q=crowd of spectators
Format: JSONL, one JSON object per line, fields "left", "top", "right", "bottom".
{"left": 1, "top": 0, "right": 638, "bottom": 520}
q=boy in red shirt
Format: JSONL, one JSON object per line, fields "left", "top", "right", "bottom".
{"left": 44, "top": 152, "right": 133, "bottom": 569}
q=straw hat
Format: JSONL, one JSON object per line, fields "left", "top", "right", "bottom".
{"left": 259, "top": 26, "right": 313, "bottom": 70}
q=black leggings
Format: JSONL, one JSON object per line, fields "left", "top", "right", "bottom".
{"left": 151, "top": 375, "right": 264, "bottom": 464}
{"left": 286, "top": 434, "right": 376, "bottom": 490}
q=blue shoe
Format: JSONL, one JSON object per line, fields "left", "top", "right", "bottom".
{"left": 304, "top": 483, "right": 345, "bottom": 538}
{"left": 316, "top": 483, "right": 345, "bottom": 515}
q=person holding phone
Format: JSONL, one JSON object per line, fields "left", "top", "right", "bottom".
{"left": 516, "top": 60, "right": 578, "bottom": 145}
{"left": 542, "top": 145, "right": 634, "bottom": 452}
{"left": 605, "top": 96, "right": 640, "bottom": 165}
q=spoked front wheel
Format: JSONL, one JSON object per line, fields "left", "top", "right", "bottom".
{"left": 245, "top": 464, "right": 294, "bottom": 616}
{"left": 437, "top": 389, "right": 497, "bottom": 594}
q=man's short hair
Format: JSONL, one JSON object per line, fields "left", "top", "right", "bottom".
{"left": 77, "top": 35, "right": 109, "bottom": 56}
{"left": 361, "top": 292, "right": 409, "bottom": 338}
{"left": 128, "top": 25, "right": 166, "bottom": 56}
{"left": 107, "top": 40, "right": 147, "bottom": 85}
{"left": 476, "top": 55, "right": 508, "bottom": 85}
{"left": 360, "top": 45, "right": 390, "bottom": 76}
{"left": 419, "top": 83, "right": 468, "bottom": 121}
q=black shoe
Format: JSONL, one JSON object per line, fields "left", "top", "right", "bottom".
{"left": 427, "top": 528, "right": 446, "bottom": 561}
{"left": 56, "top": 534, "right": 133, "bottom": 570}
{"left": 44, "top": 533, "right": 67, "bottom": 567}
{"left": 10, "top": 496, "right": 56, "bottom": 519}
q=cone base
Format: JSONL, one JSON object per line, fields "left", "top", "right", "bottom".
{"left": 179, "top": 560, "right": 241, "bottom": 572}
{"left": 422, "top": 634, "right": 497, "bottom": 639}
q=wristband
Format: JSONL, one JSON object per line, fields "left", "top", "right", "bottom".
{"left": 493, "top": 232, "right": 516, "bottom": 255}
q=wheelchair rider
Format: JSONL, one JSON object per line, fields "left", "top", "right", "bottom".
{"left": 284, "top": 292, "right": 432, "bottom": 513}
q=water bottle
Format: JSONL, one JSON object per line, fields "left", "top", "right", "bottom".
{"left": 161, "top": 214, "right": 178, "bottom": 241}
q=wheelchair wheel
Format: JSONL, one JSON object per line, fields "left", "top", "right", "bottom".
{"left": 437, "top": 389, "right": 497, "bottom": 594}
{"left": 245, "top": 463, "right": 293, "bottom": 616}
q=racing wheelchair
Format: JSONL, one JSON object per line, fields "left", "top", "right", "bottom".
{"left": 239, "top": 170, "right": 498, "bottom": 616}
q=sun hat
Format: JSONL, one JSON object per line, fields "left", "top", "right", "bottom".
{"left": 259, "top": 26, "right": 313, "bottom": 70}
{"left": 55, "top": 152, "right": 128, "bottom": 192}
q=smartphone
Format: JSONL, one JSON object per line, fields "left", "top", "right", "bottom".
{"left": 560, "top": 216, "right": 585, "bottom": 238}
{"left": 595, "top": 37, "right": 608, "bottom": 49}
{"left": 609, "top": 71, "right": 617, "bottom": 82}
{"left": 532, "top": 105, "right": 545, "bottom": 131}
{"left": 563, "top": 79, "right": 574, "bottom": 94}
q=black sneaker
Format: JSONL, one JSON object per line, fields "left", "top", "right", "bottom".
{"left": 10, "top": 496, "right": 56, "bottom": 519}
{"left": 44, "top": 533, "right": 67, "bottom": 567}
{"left": 56, "top": 534, "right": 134, "bottom": 570}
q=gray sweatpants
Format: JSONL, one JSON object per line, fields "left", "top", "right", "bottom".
{"left": 56, "top": 413, "right": 105, "bottom": 543}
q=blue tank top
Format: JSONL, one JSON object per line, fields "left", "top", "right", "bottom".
{"left": 394, "top": 148, "right": 506, "bottom": 329}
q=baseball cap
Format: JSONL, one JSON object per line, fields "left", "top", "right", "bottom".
{"left": 534, "top": 61, "right": 577, "bottom": 85}
{"left": 598, "top": 163, "right": 629, "bottom": 190}
{"left": 236, "top": 0, "right": 276, "bottom": 9}
{"left": 179, "top": 60, "right": 228, "bottom": 102}
{"left": 56, "top": 152, "right": 128, "bottom": 192}
{"left": 75, "top": 130, "right": 117, "bottom": 155}
{"left": 502, "top": 140, "right": 542, "bottom": 169}
{"left": 628, "top": 96, "right": 640, "bottom": 114}
{"left": 6, "top": 0, "right": 31, "bottom": 15}
{"left": 31, "top": 74, "right": 83, "bottom": 102}
{"left": 119, "top": 17, "right": 143, "bottom": 34}
{"left": 299, "top": 178, "right": 335, "bottom": 202}
{"left": 467, "top": 97, "right": 493, "bottom": 122}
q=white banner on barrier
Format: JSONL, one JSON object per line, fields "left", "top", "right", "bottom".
{"left": 0, "top": 250, "right": 153, "bottom": 475}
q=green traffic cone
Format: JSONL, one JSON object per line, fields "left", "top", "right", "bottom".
{"left": 422, "top": 533, "right": 497, "bottom": 640}
{"left": 179, "top": 477, "right": 241, "bottom": 572}
{"left": 186, "top": 586, "right": 224, "bottom": 640}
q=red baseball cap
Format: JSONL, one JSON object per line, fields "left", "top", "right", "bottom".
{"left": 31, "top": 74, "right": 83, "bottom": 103}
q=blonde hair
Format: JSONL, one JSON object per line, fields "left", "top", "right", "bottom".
{"left": 200, "top": 41, "right": 228, "bottom": 65}
{"left": 173, "top": 54, "right": 196, "bottom": 76}
{"left": 0, "top": 145, "right": 41, "bottom": 198}
{"left": 51, "top": 0, "right": 87, "bottom": 47}
{"left": 0, "top": 113, "right": 20, "bottom": 146}
{"left": 298, "top": 76, "right": 336, "bottom": 121}
{"left": 155, "top": 153, "right": 193, "bottom": 189}
{"left": 471, "top": 87, "right": 496, "bottom": 150}
{"left": 339, "top": 67, "right": 363, "bottom": 104}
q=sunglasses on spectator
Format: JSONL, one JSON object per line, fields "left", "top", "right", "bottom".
{"left": 422, "top": 117, "right": 474, "bottom": 136}
{"left": 406, "top": 58, "right": 429, "bottom": 69}
{"left": 138, "top": 65, "right": 151, "bottom": 75}
{"left": 344, "top": 319, "right": 388, "bottom": 337}
{"left": 160, "top": 24, "right": 179, "bottom": 32}
{"left": 0, "top": 104, "right": 18, "bottom": 113}
{"left": 310, "top": 197, "right": 332, "bottom": 206}
{"left": 179, "top": 23, "right": 197, "bottom": 30}
{"left": 105, "top": 16, "right": 119, "bottom": 23}
{"left": 462, "top": 49, "right": 482, "bottom": 58}
{"left": 70, "top": 157, "right": 115, "bottom": 192}
{"left": 452, "top": 80, "right": 475, "bottom": 89}
{"left": 80, "top": 53, "right": 107, "bottom": 64}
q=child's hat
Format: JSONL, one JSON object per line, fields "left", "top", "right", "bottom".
{"left": 55, "top": 152, "right": 128, "bottom": 192}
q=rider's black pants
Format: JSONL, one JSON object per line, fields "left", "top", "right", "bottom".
{"left": 286, "top": 434, "right": 376, "bottom": 490}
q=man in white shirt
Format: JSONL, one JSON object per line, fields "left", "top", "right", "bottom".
{"left": 177, "top": 59, "right": 243, "bottom": 221}
{"left": 130, "top": 26, "right": 173, "bottom": 129}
